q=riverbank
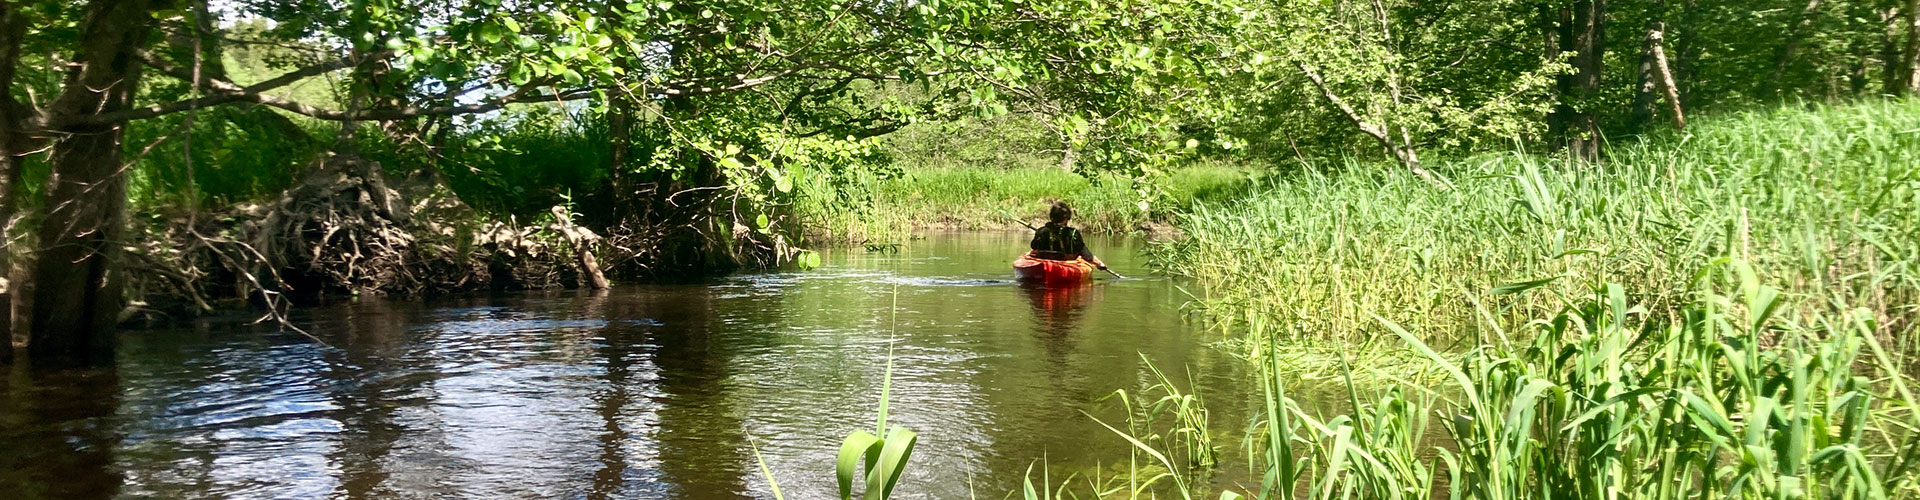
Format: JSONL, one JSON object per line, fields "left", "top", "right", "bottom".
{"left": 1072, "top": 100, "right": 1920, "bottom": 498}
{"left": 1155, "top": 99, "right": 1918, "bottom": 350}
{"left": 793, "top": 164, "right": 1257, "bottom": 245}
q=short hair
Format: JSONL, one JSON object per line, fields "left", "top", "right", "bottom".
{"left": 1048, "top": 201, "right": 1073, "bottom": 223}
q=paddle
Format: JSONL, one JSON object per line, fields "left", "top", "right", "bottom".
{"left": 1000, "top": 210, "right": 1039, "bottom": 231}
{"left": 1001, "top": 210, "right": 1128, "bottom": 280}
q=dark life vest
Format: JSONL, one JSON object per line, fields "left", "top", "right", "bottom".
{"left": 1029, "top": 223, "right": 1086, "bottom": 260}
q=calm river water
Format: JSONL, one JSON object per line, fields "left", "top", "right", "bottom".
{"left": 0, "top": 232, "right": 1254, "bottom": 499}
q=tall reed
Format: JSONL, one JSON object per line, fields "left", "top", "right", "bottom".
{"left": 1054, "top": 262, "right": 1920, "bottom": 499}
{"left": 1155, "top": 100, "right": 1920, "bottom": 356}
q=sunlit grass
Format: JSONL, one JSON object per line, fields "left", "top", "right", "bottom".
{"left": 1039, "top": 264, "right": 1920, "bottom": 499}
{"left": 1155, "top": 100, "right": 1920, "bottom": 354}
{"left": 1020, "top": 99, "right": 1920, "bottom": 500}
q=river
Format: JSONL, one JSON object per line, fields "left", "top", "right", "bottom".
{"left": 0, "top": 232, "right": 1253, "bottom": 499}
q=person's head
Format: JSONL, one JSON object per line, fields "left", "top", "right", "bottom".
{"left": 1048, "top": 200, "right": 1073, "bottom": 224}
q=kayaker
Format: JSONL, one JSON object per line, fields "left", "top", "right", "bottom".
{"left": 1029, "top": 201, "right": 1108, "bottom": 271}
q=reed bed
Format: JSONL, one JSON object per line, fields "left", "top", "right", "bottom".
{"left": 1023, "top": 100, "right": 1920, "bottom": 499}
{"left": 1053, "top": 263, "right": 1920, "bottom": 499}
{"left": 1153, "top": 100, "right": 1920, "bottom": 356}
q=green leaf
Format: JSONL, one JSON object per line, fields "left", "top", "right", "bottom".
{"left": 503, "top": 17, "right": 521, "bottom": 33}
{"left": 508, "top": 63, "right": 532, "bottom": 85}
{"left": 480, "top": 24, "right": 503, "bottom": 44}
{"left": 749, "top": 438, "right": 787, "bottom": 500}
{"left": 1492, "top": 276, "right": 1560, "bottom": 295}
{"left": 755, "top": 214, "right": 770, "bottom": 230}
{"left": 1503, "top": 378, "right": 1555, "bottom": 435}
{"left": 869, "top": 426, "right": 917, "bottom": 500}
{"left": 836, "top": 431, "right": 881, "bottom": 500}
{"left": 794, "top": 250, "right": 822, "bottom": 270}
{"left": 1375, "top": 314, "right": 1483, "bottom": 412}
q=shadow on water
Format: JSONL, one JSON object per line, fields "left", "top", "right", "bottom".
{"left": 638, "top": 285, "right": 755, "bottom": 499}
{"left": 0, "top": 232, "right": 1254, "bottom": 499}
{"left": 0, "top": 361, "right": 122, "bottom": 500}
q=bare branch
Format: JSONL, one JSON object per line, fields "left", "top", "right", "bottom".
{"left": 45, "top": 51, "right": 365, "bottom": 127}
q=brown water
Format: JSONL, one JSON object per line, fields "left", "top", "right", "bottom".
{"left": 0, "top": 232, "right": 1253, "bottom": 499}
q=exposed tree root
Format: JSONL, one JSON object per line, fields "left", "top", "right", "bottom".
{"left": 120, "top": 153, "right": 798, "bottom": 324}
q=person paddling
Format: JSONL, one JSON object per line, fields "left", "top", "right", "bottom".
{"left": 1029, "top": 201, "right": 1108, "bottom": 271}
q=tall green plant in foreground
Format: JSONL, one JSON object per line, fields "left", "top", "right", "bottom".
{"left": 1380, "top": 261, "right": 1920, "bottom": 499}
{"left": 757, "top": 292, "right": 918, "bottom": 500}
{"left": 754, "top": 360, "right": 918, "bottom": 500}
{"left": 834, "top": 353, "right": 918, "bottom": 500}
{"left": 1070, "top": 261, "right": 1920, "bottom": 499}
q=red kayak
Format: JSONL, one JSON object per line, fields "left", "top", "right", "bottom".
{"left": 1013, "top": 251, "right": 1096, "bottom": 286}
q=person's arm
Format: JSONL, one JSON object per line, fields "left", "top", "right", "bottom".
{"left": 1080, "top": 247, "right": 1106, "bottom": 269}
{"left": 1071, "top": 228, "right": 1106, "bottom": 269}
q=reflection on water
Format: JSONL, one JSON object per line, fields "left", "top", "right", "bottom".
{"left": 0, "top": 232, "right": 1249, "bottom": 499}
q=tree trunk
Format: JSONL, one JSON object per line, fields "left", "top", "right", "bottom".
{"left": 1632, "top": 25, "right": 1659, "bottom": 135}
{"left": 1541, "top": 2, "right": 1567, "bottom": 148}
{"left": 1650, "top": 28, "right": 1685, "bottom": 129}
{"left": 1766, "top": 0, "right": 1824, "bottom": 97}
{"left": 607, "top": 97, "right": 634, "bottom": 223}
{"left": 1905, "top": 0, "right": 1920, "bottom": 95}
{"left": 1544, "top": 1, "right": 1606, "bottom": 161}
{"left": 1890, "top": 7, "right": 1913, "bottom": 95}
{"left": 0, "top": 0, "right": 31, "bottom": 360}
{"left": 1671, "top": 0, "right": 1701, "bottom": 109}
{"left": 17, "top": 0, "right": 167, "bottom": 363}
{"left": 1567, "top": 0, "right": 1605, "bottom": 163}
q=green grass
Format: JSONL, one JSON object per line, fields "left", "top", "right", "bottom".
{"left": 1037, "top": 264, "right": 1920, "bottom": 499}
{"left": 1153, "top": 99, "right": 1920, "bottom": 354}
{"left": 1007, "top": 99, "right": 1920, "bottom": 500}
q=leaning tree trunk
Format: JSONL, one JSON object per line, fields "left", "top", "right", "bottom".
{"left": 1650, "top": 28, "right": 1685, "bottom": 129}
{"left": 1632, "top": 22, "right": 1661, "bottom": 135}
{"left": 17, "top": 0, "right": 166, "bottom": 363}
{"left": 1633, "top": 14, "right": 1686, "bottom": 135}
